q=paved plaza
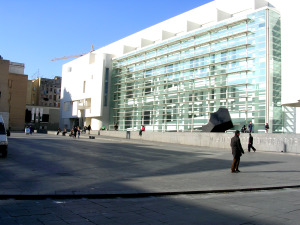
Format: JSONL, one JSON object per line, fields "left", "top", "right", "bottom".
{"left": 0, "top": 132, "right": 299, "bottom": 224}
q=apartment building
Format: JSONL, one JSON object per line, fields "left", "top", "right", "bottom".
{"left": 0, "top": 58, "right": 27, "bottom": 130}
{"left": 26, "top": 76, "right": 61, "bottom": 131}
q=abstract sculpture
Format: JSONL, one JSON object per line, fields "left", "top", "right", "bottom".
{"left": 202, "top": 108, "right": 233, "bottom": 132}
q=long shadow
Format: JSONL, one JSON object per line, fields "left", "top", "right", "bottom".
{"left": 0, "top": 134, "right": 296, "bottom": 224}
{"left": 0, "top": 134, "right": 287, "bottom": 197}
{"left": 242, "top": 170, "right": 300, "bottom": 173}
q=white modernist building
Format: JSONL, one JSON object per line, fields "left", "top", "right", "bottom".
{"left": 60, "top": 53, "right": 113, "bottom": 130}
{"left": 60, "top": 0, "right": 300, "bottom": 133}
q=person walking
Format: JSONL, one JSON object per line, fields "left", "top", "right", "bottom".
{"left": 77, "top": 126, "right": 80, "bottom": 139}
{"left": 230, "top": 130, "right": 244, "bottom": 173}
{"left": 87, "top": 125, "right": 91, "bottom": 134}
{"left": 265, "top": 123, "right": 269, "bottom": 133}
{"left": 73, "top": 126, "right": 77, "bottom": 138}
{"left": 248, "top": 133, "right": 256, "bottom": 152}
{"left": 29, "top": 126, "right": 34, "bottom": 135}
{"left": 248, "top": 121, "right": 253, "bottom": 133}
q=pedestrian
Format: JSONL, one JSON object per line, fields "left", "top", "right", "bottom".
{"left": 126, "top": 128, "right": 131, "bottom": 139}
{"left": 265, "top": 122, "right": 269, "bottom": 133}
{"left": 77, "top": 126, "right": 80, "bottom": 138}
{"left": 73, "top": 126, "right": 77, "bottom": 138}
{"left": 30, "top": 126, "right": 34, "bottom": 135}
{"left": 230, "top": 130, "right": 244, "bottom": 173}
{"left": 114, "top": 123, "right": 118, "bottom": 131}
{"left": 69, "top": 129, "right": 74, "bottom": 137}
{"left": 57, "top": 128, "right": 61, "bottom": 135}
{"left": 248, "top": 121, "right": 253, "bottom": 133}
{"left": 139, "top": 125, "right": 145, "bottom": 136}
{"left": 25, "top": 126, "right": 30, "bottom": 135}
{"left": 87, "top": 125, "right": 91, "bottom": 134}
{"left": 248, "top": 133, "right": 256, "bottom": 152}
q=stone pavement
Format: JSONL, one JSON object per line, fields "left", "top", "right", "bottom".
{"left": 1, "top": 189, "right": 299, "bottom": 225}
{"left": 0, "top": 132, "right": 299, "bottom": 224}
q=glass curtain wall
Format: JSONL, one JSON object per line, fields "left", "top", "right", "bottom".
{"left": 110, "top": 9, "right": 282, "bottom": 133}
{"left": 268, "top": 9, "right": 283, "bottom": 132}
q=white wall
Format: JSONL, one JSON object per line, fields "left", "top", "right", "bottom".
{"left": 266, "top": 0, "right": 300, "bottom": 105}
{"left": 60, "top": 52, "right": 112, "bottom": 130}
{"left": 266, "top": 0, "right": 300, "bottom": 133}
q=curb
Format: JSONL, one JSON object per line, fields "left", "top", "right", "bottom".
{"left": 1, "top": 185, "right": 300, "bottom": 200}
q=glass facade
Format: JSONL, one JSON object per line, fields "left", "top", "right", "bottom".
{"left": 110, "top": 9, "right": 283, "bottom": 133}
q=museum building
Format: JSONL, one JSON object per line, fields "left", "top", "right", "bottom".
{"left": 60, "top": 0, "right": 287, "bottom": 133}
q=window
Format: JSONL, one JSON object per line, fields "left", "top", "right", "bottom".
{"left": 104, "top": 68, "right": 109, "bottom": 106}
{"left": 144, "top": 81, "right": 152, "bottom": 95}
{"left": 63, "top": 102, "right": 69, "bottom": 111}
{"left": 143, "top": 111, "right": 151, "bottom": 125}
{"left": 42, "top": 114, "right": 49, "bottom": 122}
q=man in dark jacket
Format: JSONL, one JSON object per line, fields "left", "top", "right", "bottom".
{"left": 248, "top": 133, "right": 256, "bottom": 152}
{"left": 230, "top": 130, "right": 244, "bottom": 173}
{"left": 248, "top": 121, "right": 253, "bottom": 133}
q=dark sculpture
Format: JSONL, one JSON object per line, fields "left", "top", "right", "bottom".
{"left": 202, "top": 108, "right": 233, "bottom": 132}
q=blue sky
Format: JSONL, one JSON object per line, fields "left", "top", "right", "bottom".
{"left": 0, "top": 0, "right": 212, "bottom": 79}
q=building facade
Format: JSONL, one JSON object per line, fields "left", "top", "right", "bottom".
{"left": 60, "top": 53, "right": 112, "bottom": 130}
{"left": 26, "top": 76, "right": 61, "bottom": 131}
{"left": 0, "top": 58, "right": 28, "bottom": 130}
{"left": 61, "top": 0, "right": 291, "bottom": 133}
{"left": 28, "top": 77, "right": 61, "bottom": 107}
{"left": 0, "top": 59, "right": 10, "bottom": 127}
{"left": 112, "top": 8, "right": 282, "bottom": 133}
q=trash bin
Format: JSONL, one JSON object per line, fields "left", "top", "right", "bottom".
{"left": 126, "top": 130, "right": 130, "bottom": 139}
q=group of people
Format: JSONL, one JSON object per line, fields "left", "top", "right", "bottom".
{"left": 56, "top": 124, "right": 91, "bottom": 138}
{"left": 69, "top": 126, "right": 81, "bottom": 138}
{"left": 82, "top": 125, "right": 91, "bottom": 134}
{"left": 231, "top": 120, "right": 273, "bottom": 173}
{"left": 25, "top": 126, "right": 34, "bottom": 135}
{"left": 231, "top": 130, "right": 258, "bottom": 173}
{"left": 241, "top": 122, "right": 270, "bottom": 133}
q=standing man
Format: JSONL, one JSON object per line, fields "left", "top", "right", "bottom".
{"left": 248, "top": 133, "right": 256, "bottom": 152}
{"left": 248, "top": 121, "right": 253, "bottom": 133}
{"left": 230, "top": 130, "right": 244, "bottom": 173}
{"left": 265, "top": 123, "right": 269, "bottom": 133}
{"left": 73, "top": 126, "right": 78, "bottom": 138}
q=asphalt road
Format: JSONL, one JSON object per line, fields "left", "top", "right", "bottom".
{"left": 0, "top": 132, "right": 299, "bottom": 224}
